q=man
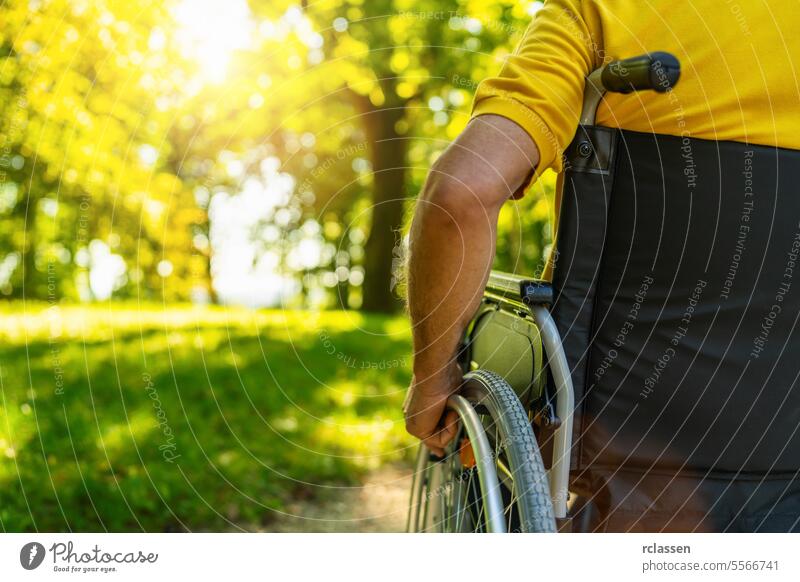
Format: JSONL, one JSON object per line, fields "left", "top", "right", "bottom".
{"left": 404, "top": 1, "right": 800, "bottom": 461}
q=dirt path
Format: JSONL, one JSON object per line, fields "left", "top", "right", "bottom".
{"left": 265, "top": 464, "right": 413, "bottom": 532}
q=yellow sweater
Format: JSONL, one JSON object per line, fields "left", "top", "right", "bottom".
{"left": 472, "top": 0, "right": 800, "bottom": 174}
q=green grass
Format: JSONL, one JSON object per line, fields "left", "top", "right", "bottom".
{"left": 0, "top": 303, "right": 414, "bottom": 531}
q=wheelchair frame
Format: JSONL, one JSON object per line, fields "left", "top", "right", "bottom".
{"left": 476, "top": 274, "right": 574, "bottom": 520}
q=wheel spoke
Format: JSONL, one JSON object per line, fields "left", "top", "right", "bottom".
{"left": 507, "top": 478, "right": 516, "bottom": 532}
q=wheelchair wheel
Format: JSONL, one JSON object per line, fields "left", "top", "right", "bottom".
{"left": 407, "top": 370, "right": 556, "bottom": 533}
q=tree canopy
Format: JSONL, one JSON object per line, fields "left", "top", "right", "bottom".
{"left": 0, "top": 0, "right": 553, "bottom": 310}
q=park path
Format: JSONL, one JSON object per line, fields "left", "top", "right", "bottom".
{"left": 265, "top": 464, "right": 413, "bottom": 533}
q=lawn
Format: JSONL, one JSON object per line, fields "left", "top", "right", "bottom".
{"left": 0, "top": 304, "right": 414, "bottom": 532}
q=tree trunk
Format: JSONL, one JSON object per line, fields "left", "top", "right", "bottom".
{"left": 360, "top": 105, "right": 408, "bottom": 313}
{"left": 336, "top": 279, "right": 350, "bottom": 310}
{"left": 165, "top": 125, "right": 217, "bottom": 304}
{"left": 200, "top": 221, "right": 218, "bottom": 305}
{"left": 16, "top": 185, "right": 38, "bottom": 299}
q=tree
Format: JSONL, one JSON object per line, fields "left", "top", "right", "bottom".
{"left": 0, "top": 0, "right": 551, "bottom": 307}
{"left": 233, "top": 0, "right": 535, "bottom": 311}
{"left": 0, "top": 0, "right": 210, "bottom": 301}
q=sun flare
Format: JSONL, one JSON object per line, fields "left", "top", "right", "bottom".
{"left": 173, "top": 0, "right": 254, "bottom": 83}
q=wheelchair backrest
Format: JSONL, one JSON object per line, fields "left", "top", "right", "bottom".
{"left": 553, "top": 128, "right": 800, "bottom": 477}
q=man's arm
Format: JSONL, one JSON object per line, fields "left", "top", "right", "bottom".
{"left": 404, "top": 114, "right": 540, "bottom": 456}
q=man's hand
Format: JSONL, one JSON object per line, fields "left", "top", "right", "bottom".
{"left": 404, "top": 114, "right": 540, "bottom": 451}
{"left": 403, "top": 361, "right": 462, "bottom": 457}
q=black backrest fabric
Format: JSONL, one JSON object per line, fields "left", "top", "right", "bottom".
{"left": 550, "top": 125, "right": 618, "bottom": 470}
{"left": 554, "top": 129, "right": 800, "bottom": 477}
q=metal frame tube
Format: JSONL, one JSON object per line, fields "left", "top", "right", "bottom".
{"left": 406, "top": 445, "right": 428, "bottom": 532}
{"left": 579, "top": 67, "right": 606, "bottom": 126}
{"left": 531, "top": 306, "right": 575, "bottom": 519}
{"left": 446, "top": 394, "right": 507, "bottom": 533}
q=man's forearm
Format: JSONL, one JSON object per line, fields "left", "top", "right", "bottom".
{"left": 407, "top": 180, "right": 498, "bottom": 380}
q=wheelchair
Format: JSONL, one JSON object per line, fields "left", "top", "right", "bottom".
{"left": 409, "top": 50, "right": 800, "bottom": 533}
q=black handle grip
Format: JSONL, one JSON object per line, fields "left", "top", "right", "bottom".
{"left": 601, "top": 52, "right": 680, "bottom": 94}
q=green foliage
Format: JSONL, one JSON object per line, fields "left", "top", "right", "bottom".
{"left": 241, "top": 0, "right": 548, "bottom": 306}
{"left": 494, "top": 172, "right": 556, "bottom": 277}
{"left": 0, "top": 0, "right": 208, "bottom": 301}
{"left": 0, "top": 304, "right": 413, "bottom": 531}
{"left": 1, "top": 0, "right": 550, "bottom": 306}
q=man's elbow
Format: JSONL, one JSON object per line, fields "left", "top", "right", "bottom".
{"left": 420, "top": 170, "right": 504, "bottom": 228}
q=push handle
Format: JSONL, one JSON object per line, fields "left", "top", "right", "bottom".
{"left": 601, "top": 51, "right": 680, "bottom": 94}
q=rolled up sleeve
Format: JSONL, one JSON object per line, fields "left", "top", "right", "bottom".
{"left": 471, "top": 0, "right": 599, "bottom": 175}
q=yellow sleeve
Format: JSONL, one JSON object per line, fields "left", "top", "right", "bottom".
{"left": 471, "top": 0, "right": 600, "bottom": 175}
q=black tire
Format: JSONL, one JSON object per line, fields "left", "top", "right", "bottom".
{"left": 408, "top": 369, "right": 556, "bottom": 533}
